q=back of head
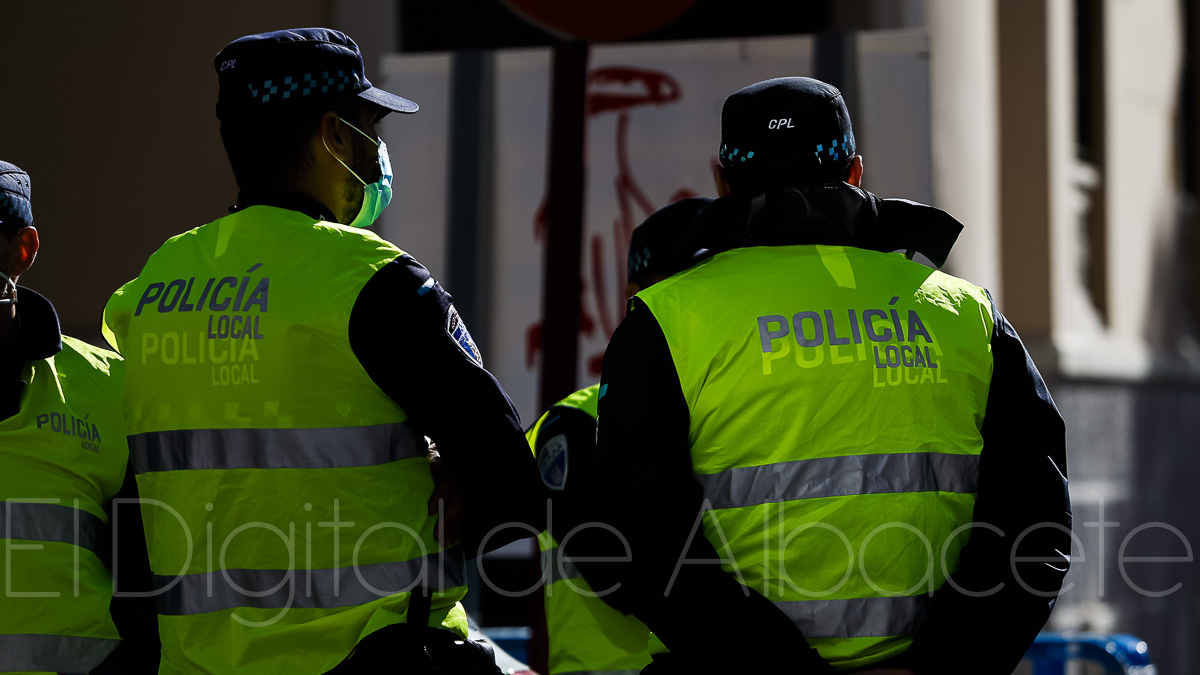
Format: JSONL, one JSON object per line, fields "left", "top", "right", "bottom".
{"left": 213, "top": 28, "right": 418, "bottom": 192}
{"left": 0, "top": 161, "right": 33, "bottom": 239}
{"left": 718, "top": 77, "right": 856, "bottom": 196}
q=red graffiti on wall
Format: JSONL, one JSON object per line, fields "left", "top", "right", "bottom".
{"left": 526, "top": 67, "right": 697, "bottom": 377}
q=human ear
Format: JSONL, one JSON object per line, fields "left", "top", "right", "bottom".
{"left": 847, "top": 155, "right": 864, "bottom": 187}
{"left": 319, "top": 110, "right": 353, "bottom": 163}
{"left": 713, "top": 164, "right": 732, "bottom": 197}
{"left": 3, "top": 227, "right": 39, "bottom": 278}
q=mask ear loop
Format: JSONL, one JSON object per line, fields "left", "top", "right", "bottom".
{"left": 322, "top": 116, "right": 380, "bottom": 187}
{"left": 323, "top": 135, "right": 367, "bottom": 187}
{"left": 336, "top": 117, "right": 380, "bottom": 147}
{"left": 0, "top": 270, "right": 16, "bottom": 306}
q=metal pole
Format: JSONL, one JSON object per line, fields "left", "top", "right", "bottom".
{"left": 446, "top": 50, "right": 496, "bottom": 355}
{"left": 1188, "top": 0, "right": 1200, "bottom": 328}
{"left": 539, "top": 41, "right": 590, "bottom": 410}
{"left": 814, "top": 29, "right": 861, "bottom": 144}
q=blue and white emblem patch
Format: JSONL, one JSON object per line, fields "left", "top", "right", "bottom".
{"left": 538, "top": 433, "right": 569, "bottom": 491}
{"left": 446, "top": 306, "right": 482, "bottom": 367}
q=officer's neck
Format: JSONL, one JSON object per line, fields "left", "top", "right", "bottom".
{"left": 293, "top": 157, "right": 354, "bottom": 225}
{"left": 234, "top": 187, "right": 338, "bottom": 223}
{"left": 290, "top": 176, "right": 344, "bottom": 223}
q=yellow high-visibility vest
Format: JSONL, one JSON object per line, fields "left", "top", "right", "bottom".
{"left": 0, "top": 335, "right": 128, "bottom": 673}
{"left": 103, "top": 206, "right": 467, "bottom": 674}
{"left": 637, "top": 244, "right": 994, "bottom": 670}
{"left": 528, "top": 385, "right": 652, "bottom": 675}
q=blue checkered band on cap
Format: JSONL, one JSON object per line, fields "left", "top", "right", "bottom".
{"left": 214, "top": 28, "right": 417, "bottom": 118}
{"left": 719, "top": 77, "right": 856, "bottom": 178}
{"left": 626, "top": 197, "right": 712, "bottom": 284}
{"left": 813, "top": 134, "right": 853, "bottom": 164}
{"left": 628, "top": 246, "right": 652, "bottom": 278}
{"left": 245, "top": 70, "right": 364, "bottom": 103}
{"left": 719, "top": 145, "right": 756, "bottom": 164}
{"left": 0, "top": 193, "right": 32, "bottom": 228}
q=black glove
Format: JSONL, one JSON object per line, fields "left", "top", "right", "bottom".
{"left": 324, "top": 624, "right": 503, "bottom": 674}
{"left": 425, "top": 632, "right": 503, "bottom": 674}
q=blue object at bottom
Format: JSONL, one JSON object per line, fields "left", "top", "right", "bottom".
{"left": 485, "top": 626, "right": 532, "bottom": 665}
{"left": 1025, "top": 633, "right": 1154, "bottom": 675}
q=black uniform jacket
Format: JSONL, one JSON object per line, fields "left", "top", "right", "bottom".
{"left": 1, "top": 287, "right": 61, "bottom": 421}
{"left": 230, "top": 190, "right": 547, "bottom": 552}
{"left": 558, "top": 184, "right": 1072, "bottom": 675}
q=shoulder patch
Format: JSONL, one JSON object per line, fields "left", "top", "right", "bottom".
{"left": 537, "top": 433, "right": 569, "bottom": 491}
{"left": 446, "top": 305, "right": 483, "bottom": 367}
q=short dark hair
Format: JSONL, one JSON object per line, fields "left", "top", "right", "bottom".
{"left": 220, "top": 99, "right": 361, "bottom": 191}
{"left": 722, "top": 152, "right": 855, "bottom": 196}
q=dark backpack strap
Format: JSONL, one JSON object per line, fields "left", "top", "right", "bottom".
{"left": 408, "top": 585, "right": 432, "bottom": 629}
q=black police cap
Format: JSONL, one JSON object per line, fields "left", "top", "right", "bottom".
{"left": 214, "top": 28, "right": 418, "bottom": 120}
{"left": 628, "top": 197, "right": 713, "bottom": 285}
{"left": 0, "top": 161, "right": 33, "bottom": 231}
{"left": 719, "top": 77, "right": 856, "bottom": 181}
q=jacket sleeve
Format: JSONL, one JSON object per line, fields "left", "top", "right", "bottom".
{"left": 906, "top": 307, "right": 1071, "bottom": 674}
{"left": 348, "top": 255, "right": 546, "bottom": 555}
{"left": 566, "top": 298, "right": 833, "bottom": 674}
{"left": 102, "top": 460, "right": 162, "bottom": 671}
{"left": 528, "top": 401, "right": 599, "bottom": 542}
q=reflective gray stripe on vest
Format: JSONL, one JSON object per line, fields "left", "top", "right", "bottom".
{"left": 540, "top": 545, "right": 583, "bottom": 585}
{"left": 0, "top": 633, "right": 120, "bottom": 672}
{"left": 130, "top": 422, "right": 423, "bottom": 474}
{"left": 774, "top": 594, "right": 929, "bottom": 639}
{"left": 2, "top": 500, "right": 104, "bottom": 554}
{"left": 695, "top": 452, "right": 980, "bottom": 510}
{"left": 154, "top": 547, "right": 467, "bottom": 615}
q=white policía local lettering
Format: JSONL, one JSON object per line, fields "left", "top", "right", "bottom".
{"left": 139, "top": 331, "right": 262, "bottom": 387}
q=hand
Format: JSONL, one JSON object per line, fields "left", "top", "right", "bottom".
{"left": 426, "top": 441, "right": 467, "bottom": 547}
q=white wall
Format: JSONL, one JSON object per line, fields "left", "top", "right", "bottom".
{"left": 925, "top": 0, "right": 1002, "bottom": 299}
{"left": 378, "top": 54, "right": 453, "bottom": 280}
{"left": 488, "top": 36, "right": 821, "bottom": 423}
{"left": 382, "top": 34, "right": 937, "bottom": 423}
{"left": 1050, "top": 0, "right": 1187, "bottom": 378}
{"left": 856, "top": 29, "right": 935, "bottom": 205}
{"left": 1101, "top": 0, "right": 1183, "bottom": 356}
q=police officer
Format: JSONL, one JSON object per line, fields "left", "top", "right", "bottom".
{"left": 529, "top": 198, "right": 711, "bottom": 675}
{"left": 568, "top": 78, "right": 1071, "bottom": 674}
{"left": 101, "top": 29, "right": 542, "bottom": 673}
{"left": 0, "top": 161, "right": 133, "bottom": 672}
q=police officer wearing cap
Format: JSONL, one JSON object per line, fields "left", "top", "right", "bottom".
{"left": 0, "top": 161, "right": 138, "bottom": 672}
{"left": 528, "top": 198, "right": 711, "bottom": 675}
{"left": 567, "top": 78, "right": 1071, "bottom": 674}
{"left": 101, "top": 29, "right": 542, "bottom": 673}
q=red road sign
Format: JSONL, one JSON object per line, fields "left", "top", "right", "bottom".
{"left": 500, "top": 0, "right": 700, "bottom": 41}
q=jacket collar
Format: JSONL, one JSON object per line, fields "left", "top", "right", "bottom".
{"left": 231, "top": 189, "right": 338, "bottom": 223}
{"left": 1, "top": 287, "right": 63, "bottom": 421}
{"left": 701, "top": 183, "right": 963, "bottom": 268}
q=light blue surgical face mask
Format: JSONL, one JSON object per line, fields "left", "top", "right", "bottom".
{"left": 323, "top": 117, "right": 393, "bottom": 228}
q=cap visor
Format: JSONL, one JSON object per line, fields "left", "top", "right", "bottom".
{"left": 359, "top": 87, "right": 419, "bottom": 114}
